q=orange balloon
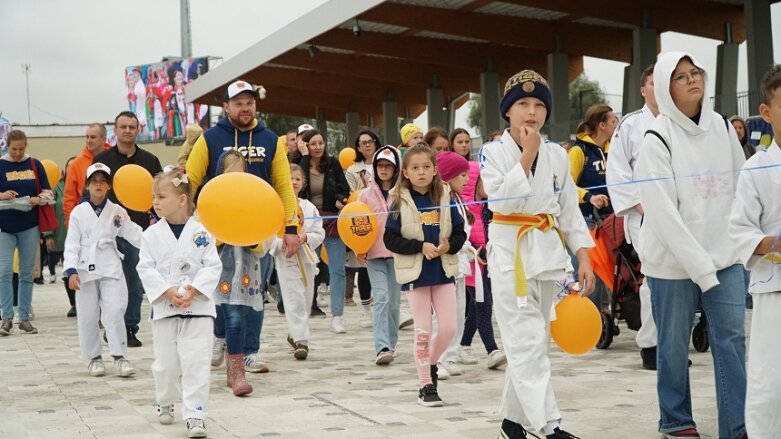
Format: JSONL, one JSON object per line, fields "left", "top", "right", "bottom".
{"left": 113, "top": 164, "right": 153, "bottom": 212}
{"left": 550, "top": 294, "right": 602, "bottom": 355}
{"left": 198, "top": 173, "right": 283, "bottom": 246}
{"left": 347, "top": 189, "right": 363, "bottom": 204}
{"left": 338, "top": 148, "right": 356, "bottom": 170}
{"left": 336, "top": 201, "right": 378, "bottom": 254}
{"left": 40, "top": 159, "right": 60, "bottom": 188}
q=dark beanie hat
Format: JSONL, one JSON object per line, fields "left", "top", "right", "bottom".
{"left": 499, "top": 69, "right": 552, "bottom": 123}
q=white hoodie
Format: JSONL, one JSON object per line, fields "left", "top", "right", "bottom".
{"left": 635, "top": 52, "right": 745, "bottom": 291}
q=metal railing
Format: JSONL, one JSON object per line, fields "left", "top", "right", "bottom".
{"left": 711, "top": 90, "right": 761, "bottom": 119}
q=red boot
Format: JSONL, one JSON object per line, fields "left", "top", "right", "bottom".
{"left": 226, "top": 354, "right": 252, "bottom": 396}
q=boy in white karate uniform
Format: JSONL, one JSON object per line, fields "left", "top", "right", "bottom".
{"left": 480, "top": 69, "right": 595, "bottom": 439}
{"left": 64, "top": 163, "right": 142, "bottom": 378}
{"left": 729, "top": 64, "right": 781, "bottom": 439}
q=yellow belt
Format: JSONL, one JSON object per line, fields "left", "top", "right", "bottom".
{"left": 492, "top": 213, "right": 564, "bottom": 300}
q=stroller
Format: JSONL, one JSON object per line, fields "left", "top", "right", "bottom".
{"left": 590, "top": 211, "right": 709, "bottom": 352}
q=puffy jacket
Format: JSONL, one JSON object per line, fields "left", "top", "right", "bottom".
{"left": 358, "top": 182, "right": 393, "bottom": 259}
{"left": 461, "top": 161, "right": 484, "bottom": 287}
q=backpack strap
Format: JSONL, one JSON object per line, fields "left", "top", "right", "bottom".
{"left": 644, "top": 130, "right": 670, "bottom": 153}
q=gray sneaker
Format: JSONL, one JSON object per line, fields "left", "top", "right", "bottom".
{"left": 114, "top": 358, "right": 135, "bottom": 377}
{"left": 0, "top": 318, "right": 12, "bottom": 336}
{"left": 18, "top": 320, "right": 37, "bottom": 334}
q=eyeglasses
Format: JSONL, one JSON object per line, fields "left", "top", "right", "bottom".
{"left": 359, "top": 139, "right": 375, "bottom": 147}
{"left": 672, "top": 68, "right": 704, "bottom": 85}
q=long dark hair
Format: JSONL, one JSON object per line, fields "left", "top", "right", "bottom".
{"left": 448, "top": 128, "right": 471, "bottom": 159}
{"left": 302, "top": 129, "right": 328, "bottom": 174}
{"left": 353, "top": 130, "right": 380, "bottom": 162}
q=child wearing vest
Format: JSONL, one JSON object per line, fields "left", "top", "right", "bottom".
{"left": 384, "top": 144, "right": 467, "bottom": 407}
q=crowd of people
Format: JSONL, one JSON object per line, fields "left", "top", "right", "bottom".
{"left": 1, "top": 57, "right": 781, "bottom": 439}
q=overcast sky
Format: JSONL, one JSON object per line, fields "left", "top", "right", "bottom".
{"left": 1, "top": 0, "right": 779, "bottom": 127}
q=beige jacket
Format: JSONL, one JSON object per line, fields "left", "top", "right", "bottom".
{"left": 391, "top": 185, "right": 459, "bottom": 285}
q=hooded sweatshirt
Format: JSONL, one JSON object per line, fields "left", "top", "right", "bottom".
{"left": 635, "top": 51, "right": 745, "bottom": 291}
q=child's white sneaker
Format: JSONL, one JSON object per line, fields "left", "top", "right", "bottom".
{"left": 114, "top": 357, "right": 135, "bottom": 377}
{"left": 185, "top": 418, "right": 207, "bottom": 438}
{"left": 211, "top": 337, "right": 225, "bottom": 367}
{"left": 458, "top": 346, "right": 478, "bottom": 365}
{"left": 487, "top": 349, "right": 507, "bottom": 370}
{"left": 359, "top": 310, "right": 373, "bottom": 328}
{"left": 87, "top": 357, "right": 105, "bottom": 377}
{"left": 317, "top": 294, "right": 328, "bottom": 308}
{"left": 157, "top": 404, "right": 174, "bottom": 425}
{"left": 438, "top": 361, "right": 462, "bottom": 378}
{"left": 330, "top": 316, "right": 347, "bottom": 334}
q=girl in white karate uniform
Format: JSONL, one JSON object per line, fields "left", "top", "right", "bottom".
{"left": 480, "top": 70, "right": 595, "bottom": 439}
{"left": 64, "top": 163, "right": 143, "bottom": 378}
{"left": 270, "top": 163, "right": 324, "bottom": 360}
{"left": 137, "top": 168, "right": 221, "bottom": 439}
{"left": 729, "top": 64, "right": 781, "bottom": 439}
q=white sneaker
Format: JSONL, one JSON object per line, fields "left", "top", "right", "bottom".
{"left": 458, "top": 346, "right": 479, "bottom": 365}
{"left": 243, "top": 353, "right": 269, "bottom": 373}
{"left": 318, "top": 283, "right": 330, "bottom": 296}
{"left": 359, "top": 310, "right": 373, "bottom": 328}
{"left": 185, "top": 418, "right": 207, "bottom": 438}
{"left": 157, "top": 404, "right": 174, "bottom": 425}
{"left": 435, "top": 362, "right": 451, "bottom": 380}
{"left": 330, "top": 316, "right": 347, "bottom": 334}
{"left": 440, "top": 361, "right": 462, "bottom": 377}
{"left": 316, "top": 294, "right": 328, "bottom": 308}
{"left": 399, "top": 311, "right": 414, "bottom": 330}
{"left": 211, "top": 337, "right": 225, "bottom": 367}
{"left": 114, "top": 358, "right": 135, "bottom": 377}
{"left": 487, "top": 349, "right": 507, "bottom": 370}
{"left": 88, "top": 357, "right": 106, "bottom": 377}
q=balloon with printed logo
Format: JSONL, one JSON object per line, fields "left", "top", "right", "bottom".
{"left": 338, "top": 148, "right": 356, "bottom": 170}
{"left": 113, "top": 164, "right": 153, "bottom": 212}
{"left": 198, "top": 172, "right": 283, "bottom": 246}
{"left": 550, "top": 294, "right": 602, "bottom": 355}
{"left": 337, "top": 201, "right": 378, "bottom": 254}
{"left": 347, "top": 189, "right": 363, "bottom": 204}
{"left": 40, "top": 160, "right": 61, "bottom": 188}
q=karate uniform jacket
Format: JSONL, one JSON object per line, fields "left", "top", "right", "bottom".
{"left": 63, "top": 200, "right": 143, "bottom": 282}
{"left": 137, "top": 218, "right": 222, "bottom": 320}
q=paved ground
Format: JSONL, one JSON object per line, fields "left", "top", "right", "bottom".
{"left": 0, "top": 274, "right": 749, "bottom": 439}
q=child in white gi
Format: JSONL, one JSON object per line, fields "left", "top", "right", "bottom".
{"left": 480, "top": 70, "right": 595, "bottom": 439}
{"left": 729, "top": 64, "right": 781, "bottom": 439}
{"left": 383, "top": 143, "right": 467, "bottom": 407}
{"left": 136, "top": 168, "right": 221, "bottom": 438}
{"left": 271, "top": 163, "right": 324, "bottom": 360}
{"left": 64, "top": 163, "right": 142, "bottom": 378}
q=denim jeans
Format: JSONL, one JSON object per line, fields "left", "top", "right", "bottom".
{"left": 117, "top": 236, "right": 144, "bottom": 333}
{"left": 366, "top": 258, "right": 400, "bottom": 353}
{"left": 221, "top": 303, "right": 250, "bottom": 355}
{"left": 647, "top": 264, "right": 746, "bottom": 439}
{"left": 214, "top": 254, "right": 272, "bottom": 355}
{"left": 0, "top": 226, "right": 39, "bottom": 320}
{"left": 322, "top": 237, "right": 346, "bottom": 317}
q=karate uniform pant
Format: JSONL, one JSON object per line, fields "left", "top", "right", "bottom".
{"left": 436, "top": 276, "right": 466, "bottom": 364}
{"left": 76, "top": 277, "right": 128, "bottom": 360}
{"left": 276, "top": 253, "right": 315, "bottom": 344}
{"left": 151, "top": 316, "right": 212, "bottom": 420}
{"left": 746, "top": 292, "right": 781, "bottom": 439}
{"left": 627, "top": 223, "right": 657, "bottom": 349}
{"left": 493, "top": 278, "right": 560, "bottom": 433}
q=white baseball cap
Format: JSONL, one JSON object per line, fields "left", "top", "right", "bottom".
{"left": 224, "top": 80, "right": 259, "bottom": 101}
{"left": 86, "top": 163, "right": 111, "bottom": 182}
{"left": 297, "top": 124, "right": 315, "bottom": 135}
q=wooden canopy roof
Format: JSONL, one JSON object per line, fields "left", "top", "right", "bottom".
{"left": 188, "top": 0, "right": 750, "bottom": 126}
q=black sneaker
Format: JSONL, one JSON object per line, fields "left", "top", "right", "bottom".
{"left": 127, "top": 329, "right": 142, "bottom": 348}
{"left": 430, "top": 364, "right": 439, "bottom": 390}
{"left": 641, "top": 347, "right": 657, "bottom": 370}
{"left": 277, "top": 301, "right": 285, "bottom": 314}
{"left": 547, "top": 427, "right": 580, "bottom": 439}
{"left": 66, "top": 307, "right": 77, "bottom": 318}
{"left": 33, "top": 276, "right": 44, "bottom": 285}
{"left": 417, "top": 384, "right": 443, "bottom": 407}
{"left": 499, "top": 419, "right": 527, "bottom": 438}
{"left": 310, "top": 307, "right": 327, "bottom": 318}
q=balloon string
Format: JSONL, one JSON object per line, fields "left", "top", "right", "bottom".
{"left": 304, "top": 162, "right": 780, "bottom": 221}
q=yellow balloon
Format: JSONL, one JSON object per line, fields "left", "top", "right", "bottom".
{"left": 550, "top": 294, "right": 602, "bottom": 355}
{"left": 347, "top": 189, "right": 363, "bottom": 204}
{"left": 40, "top": 159, "right": 60, "bottom": 188}
{"left": 338, "top": 148, "right": 356, "bottom": 170}
{"left": 337, "top": 201, "right": 378, "bottom": 254}
{"left": 113, "top": 164, "right": 153, "bottom": 212}
{"left": 198, "top": 173, "right": 283, "bottom": 246}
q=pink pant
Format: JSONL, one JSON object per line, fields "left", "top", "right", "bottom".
{"left": 407, "top": 283, "right": 457, "bottom": 387}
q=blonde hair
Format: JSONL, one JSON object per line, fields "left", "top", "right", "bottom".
{"left": 154, "top": 168, "right": 194, "bottom": 216}
{"left": 391, "top": 143, "right": 444, "bottom": 215}
{"left": 290, "top": 163, "right": 305, "bottom": 183}
{"left": 219, "top": 149, "right": 246, "bottom": 173}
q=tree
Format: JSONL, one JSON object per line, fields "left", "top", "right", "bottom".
{"left": 569, "top": 74, "right": 608, "bottom": 121}
{"left": 467, "top": 93, "right": 482, "bottom": 132}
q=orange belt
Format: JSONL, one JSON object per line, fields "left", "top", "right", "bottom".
{"left": 492, "top": 213, "right": 564, "bottom": 301}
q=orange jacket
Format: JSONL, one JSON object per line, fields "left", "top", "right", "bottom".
{"left": 63, "top": 144, "right": 109, "bottom": 226}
